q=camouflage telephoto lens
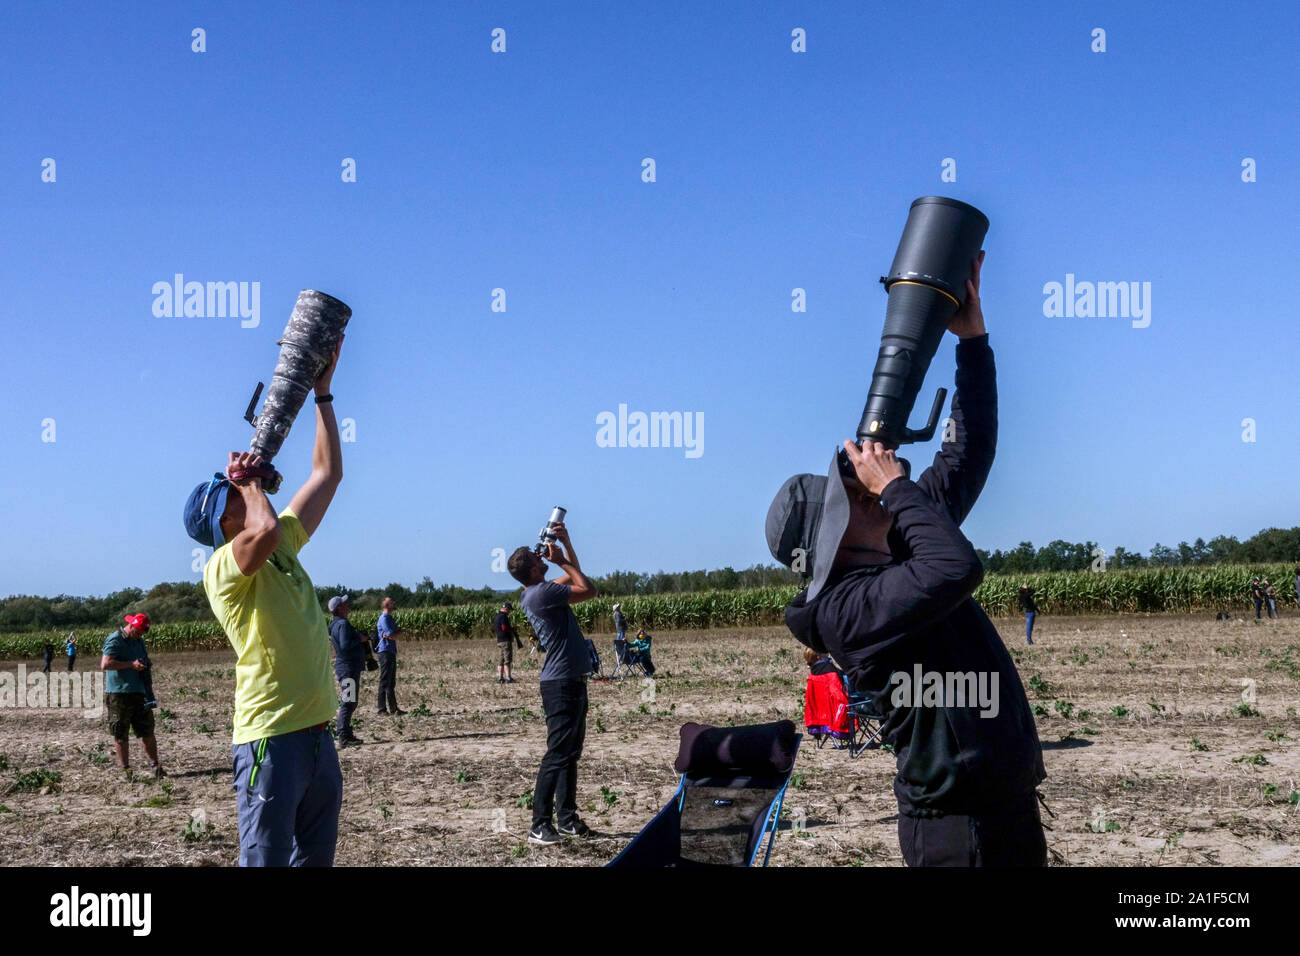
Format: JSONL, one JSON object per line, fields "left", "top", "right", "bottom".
{"left": 855, "top": 197, "right": 988, "bottom": 446}
{"left": 249, "top": 290, "right": 352, "bottom": 464}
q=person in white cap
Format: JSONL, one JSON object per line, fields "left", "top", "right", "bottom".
{"left": 613, "top": 603, "right": 627, "bottom": 645}
{"left": 327, "top": 595, "right": 370, "bottom": 746}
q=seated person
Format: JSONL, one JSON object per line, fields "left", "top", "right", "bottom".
{"left": 803, "top": 647, "right": 851, "bottom": 740}
{"left": 626, "top": 627, "right": 657, "bottom": 677}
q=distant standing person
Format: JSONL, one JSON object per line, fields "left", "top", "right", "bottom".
{"left": 327, "top": 595, "right": 368, "bottom": 746}
{"left": 507, "top": 519, "right": 597, "bottom": 845}
{"left": 1250, "top": 577, "right": 1265, "bottom": 620}
{"left": 613, "top": 603, "right": 627, "bottom": 644}
{"left": 66, "top": 633, "right": 77, "bottom": 671}
{"left": 1018, "top": 584, "right": 1038, "bottom": 645}
{"left": 100, "top": 615, "right": 164, "bottom": 777}
{"left": 494, "top": 602, "right": 522, "bottom": 684}
{"left": 376, "top": 597, "right": 405, "bottom": 715}
{"left": 43, "top": 640, "right": 54, "bottom": 674}
{"left": 1264, "top": 580, "right": 1279, "bottom": 619}
{"left": 1294, "top": 568, "right": 1300, "bottom": 611}
{"left": 123, "top": 614, "right": 159, "bottom": 709}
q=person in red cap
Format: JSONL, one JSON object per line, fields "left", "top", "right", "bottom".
{"left": 124, "top": 614, "right": 158, "bottom": 709}
{"left": 101, "top": 612, "right": 164, "bottom": 777}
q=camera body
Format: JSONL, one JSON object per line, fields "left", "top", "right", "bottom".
{"left": 835, "top": 442, "right": 912, "bottom": 484}
{"left": 533, "top": 506, "right": 567, "bottom": 555}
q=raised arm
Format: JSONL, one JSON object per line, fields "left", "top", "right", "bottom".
{"left": 228, "top": 454, "right": 282, "bottom": 576}
{"left": 546, "top": 523, "right": 596, "bottom": 603}
{"left": 289, "top": 338, "right": 344, "bottom": 537}
{"left": 813, "top": 478, "right": 985, "bottom": 657}
{"left": 915, "top": 253, "right": 996, "bottom": 526}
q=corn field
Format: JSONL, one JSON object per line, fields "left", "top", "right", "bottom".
{"left": 0, "top": 564, "right": 1293, "bottom": 658}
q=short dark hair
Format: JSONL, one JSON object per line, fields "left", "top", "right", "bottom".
{"left": 507, "top": 546, "right": 537, "bottom": 585}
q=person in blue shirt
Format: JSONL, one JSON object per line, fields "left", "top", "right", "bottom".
{"left": 375, "top": 597, "right": 405, "bottom": 715}
{"left": 508, "top": 520, "right": 598, "bottom": 846}
{"left": 66, "top": 633, "right": 77, "bottom": 671}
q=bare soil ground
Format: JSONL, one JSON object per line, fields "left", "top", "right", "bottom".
{"left": 1, "top": 614, "right": 1297, "bottom": 866}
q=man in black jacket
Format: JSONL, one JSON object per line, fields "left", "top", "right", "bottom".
{"left": 327, "top": 595, "right": 369, "bottom": 746}
{"left": 766, "top": 254, "right": 1046, "bottom": 866}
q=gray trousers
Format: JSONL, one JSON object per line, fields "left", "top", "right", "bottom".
{"left": 377, "top": 651, "right": 398, "bottom": 712}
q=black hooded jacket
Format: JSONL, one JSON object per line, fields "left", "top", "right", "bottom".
{"left": 784, "top": 335, "right": 1045, "bottom": 817}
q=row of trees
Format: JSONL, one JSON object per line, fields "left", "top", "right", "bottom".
{"left": 5, "top": 528, "right": 1300, "bottom": 632}
{"left": 979, "top": 527, "right": 1300, "bottom": 575}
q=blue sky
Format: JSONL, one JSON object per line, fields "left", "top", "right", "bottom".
{"left": 2, "top": 1, "right": 1297, "bottom": 596}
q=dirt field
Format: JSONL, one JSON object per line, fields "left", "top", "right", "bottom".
{"left": 1, "top": 614, "right": 1298, "bottom": 866}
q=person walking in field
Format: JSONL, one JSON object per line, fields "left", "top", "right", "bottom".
{"left": 100, "top": 614, "right": 165, "bottom": 778}
{"left": 494, "top": 602, "right": 522, "bottom": 684}
{"left": 1249, "top": 577, "right": 1265, "bottom": 620}
{"left": 43, "top": 640, "right": 54, "bottom": 674}
{"left": 508, "top": 520, "right": 597, "bottom": 846}
{"left": 183, "top": 338, "right": 345, "bottom": 867}
{"left": 66, "top": 633, "right": 76, "bottom": 671}
{"left": 1018, "top": 584, "right": 1038, "bottom": 645}
{"left": 327, "top": 595, "right": 369, "bottom": 746}
{"left": 375, "top": 596, "right": 405, "bottom": 714}
{"left": 767, "top": 252, "right": 1047, "bottom": 867}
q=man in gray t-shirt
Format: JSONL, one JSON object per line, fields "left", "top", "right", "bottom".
{"left": 508, "top": 520, "right": 597, "bottom": 845}
{"left": 523, "top": 582, "right": 590, "bottom": 682}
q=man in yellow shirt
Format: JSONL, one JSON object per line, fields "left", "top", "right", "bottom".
{"left": 183, "top": 341, "right": 345, "bottom": 866}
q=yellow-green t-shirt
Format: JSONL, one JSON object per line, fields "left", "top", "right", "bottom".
{"left": 203, "top": 508, "right": 336, "bottom": 744}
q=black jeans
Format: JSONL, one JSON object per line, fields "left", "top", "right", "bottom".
{"left": 377, "top": 651, "right": 398, "bottom": 712}
{"left": 533, "top": 680, "right": 588, "bottom": 828}
{"left": 898, "top": 794, "right": 1047, "bottom": 867}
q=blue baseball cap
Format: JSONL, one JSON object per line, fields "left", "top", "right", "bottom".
{"left": 183, "top": 474, "right": 232, "bottom": 549}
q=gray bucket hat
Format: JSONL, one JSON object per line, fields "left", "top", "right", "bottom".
{"left": 766, "top": 449, "right": 910, "bottom": 602}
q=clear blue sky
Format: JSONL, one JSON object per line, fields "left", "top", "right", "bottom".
{"left": 2, "top": 1, "right": 1297, "bottom": 597}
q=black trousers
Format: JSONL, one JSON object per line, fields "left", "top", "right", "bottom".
{"left": 899, "top": 794, "right": 1047, "bottom": 867}
{"left": 377, "top": 651, "right": 398, "bottom": 712}
{"left": 533, "top": 680, "right": 588, "bottom": 828}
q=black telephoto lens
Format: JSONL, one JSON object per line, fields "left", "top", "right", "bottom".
{"left": 854, "top": 197, "right": 988, "bottom": 447}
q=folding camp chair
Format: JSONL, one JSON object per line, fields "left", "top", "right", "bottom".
{"left": 843, "top": 676, "right": 885, "bottom": 756}
{"left": 608, "top": 720, "right": 802, "bottom": 868}
{"left": 585, "top": 638, "right": 606, "bottom": 681}
{"left": 609, "top": 638, "right": 648, "bottom": 681}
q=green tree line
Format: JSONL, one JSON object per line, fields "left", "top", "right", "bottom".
{"left": 4, "top": 528, "right": 1299, "bottom": 632}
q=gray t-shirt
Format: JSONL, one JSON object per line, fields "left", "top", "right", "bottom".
{"left": 522, "top": 581, "right": 589, "bottom": 682}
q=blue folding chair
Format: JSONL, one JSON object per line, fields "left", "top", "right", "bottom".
{"left": 584, "top": 638, "right": 605, "bottom": 680}
{"left": 608, "top": 720, "right": 802, "bottom": 867}
{"left": 610, "top": 638, "right": 649, "bottom": 681}
{"left": 843, "top": 675, "right": 885, "bottom": 756}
